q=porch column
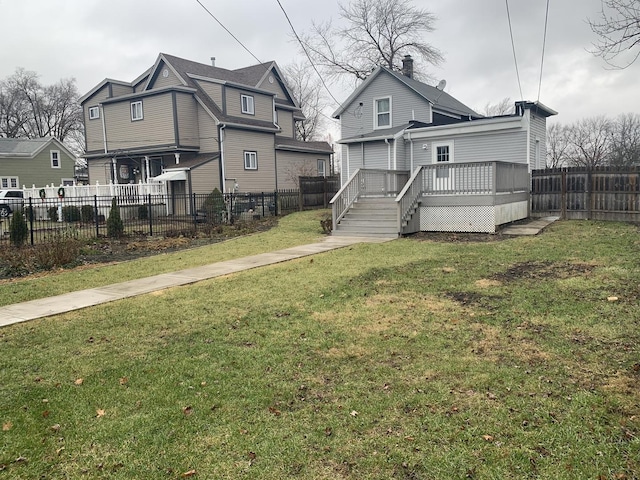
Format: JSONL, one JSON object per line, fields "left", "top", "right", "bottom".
{"left": 174, "top": 153, "right": 180, "bottom": 165}
{"left": 111, "top": 158, "right": 117, "bottom": 184}
{"left": 144, "top": 156, "right": 150, "bottom": 183}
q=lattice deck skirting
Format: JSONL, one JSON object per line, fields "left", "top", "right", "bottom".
{"left": 420, "top": 201, "right": 528, "bottom": 233}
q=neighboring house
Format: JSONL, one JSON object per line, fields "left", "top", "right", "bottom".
{"left": 79, "top": 53, "right": 333, "bottom": 200}
{"left": 331, "top": 55, "right": 557, "bottom": 235}
{"left": 0, "top": 137, "right": 76, "bottom": 189}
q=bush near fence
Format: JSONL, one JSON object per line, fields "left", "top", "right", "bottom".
{"left": 0, "top": 189, "right": 332, "bottom": 246}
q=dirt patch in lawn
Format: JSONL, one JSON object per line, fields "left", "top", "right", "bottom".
{"left": 490, "top": 261, "right": 595, "bottom": 283}
{"left": 407, "top": 231, "right": 508, "bottom": 243}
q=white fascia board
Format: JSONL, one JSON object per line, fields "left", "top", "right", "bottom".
{"left": 332, "top": 67, "right": 384, "bottom": 118}
{"left": 338, "top": 133, "right": 398, "bottom": 144}
{"left": 405, "top": 116, "right": 523, "bottom": 140}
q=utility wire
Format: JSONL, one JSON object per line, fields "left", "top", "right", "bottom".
{"left": 275, "top": 0, "right": 342, "bottom": 108}
{"left": 505, "top": 0, "right": 524, "bottom": 102}
{"left": 537, "top": 0, "right": 550, "bottom": 102}
{"left": 195, "top": 0, "right": 264, "bottom": 66}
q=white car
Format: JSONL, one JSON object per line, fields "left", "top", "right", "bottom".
{"left": 0, "top": 189, "right": 24, "bottom": 217}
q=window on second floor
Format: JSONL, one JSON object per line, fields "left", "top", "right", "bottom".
{"left": 241, "top": 94, "right": 255, "bottom": 115}
{"left": 244, "top": 151, "right": 258, "bottom": 170}
{"left": 50, "top": 150, "right": 61, "bottom": 168}
{"left": 374, "top": 97, "right": 391, "bottom": 129}
{"left": 131, "top": 101, "right": 143, "bottom": 121}
{"left": 88, "top": 106, "right": 100, "bottom": 120}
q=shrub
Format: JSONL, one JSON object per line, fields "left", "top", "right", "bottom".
{"left": 9, "top": 210, "right": 28, "bottom": 247}
{"left": 47, "top": 207, "right": 59, "bottom": 222}
{"left": 62, "top": 205, "right": 81, "bottom": 222}
{"left": 320, "top": 216, "right": 332, "bottom": 234}
{"left": 0, "top": 246, "right": 34, "bottom": 276}
{"left": 33, "top": 230, "right": 81, "bottom": 270}
{"left": 200, "top": 188, "right": 225, "bottom": 224}
{"left": 106, "top": 197, "right": 124, "bottom": 238}
{"left": 138, "top": 205, "right": 149, "bottom": 220}
{"left": 81, "top": 205, "right": 95, "bottom": 223}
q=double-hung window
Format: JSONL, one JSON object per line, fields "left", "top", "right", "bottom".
{"left": 1, "top": 177, "right": 19, "bottom": 189}
{"left": 374, "top": 97, "right": 391, "bottom": 129}
{"left": 131, "top": 101, "right": 143, "bottom": 121}
{"left": 88, "top": 106, "right": 100, "bottom": 120}
{"left": 241, "top": 95, "right": 255, "bottom": 115}
{"left": 244, "top": 151, "right": 257, "bottom": 170}
{"left": 50, "top": 150, "right": 61, "bottom": 168}
{"left": 317, "top": 159, "right": 326, "bottom": 177}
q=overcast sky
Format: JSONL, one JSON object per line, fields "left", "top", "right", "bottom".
{"left": 1, "top": 0, "right": 638, "bottom": 136}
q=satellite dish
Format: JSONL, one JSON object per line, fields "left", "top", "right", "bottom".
{"left": 436, "top": 79, "right": 447, "bottom": 91}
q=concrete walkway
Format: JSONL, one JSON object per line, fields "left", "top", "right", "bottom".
{"left": 0, "top": 235, "right": 393, "bottom": 328}
{"left": 501, "top": 216, "right": 560, "bottom": 236}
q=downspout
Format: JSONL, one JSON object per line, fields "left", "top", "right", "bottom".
{"left": 408, "top": 131, "right": 414, "bottom": 173}
{"left": 100, "top": 104, "right": 108, "bottom": 154}
{"left": 385, "top": 138, "right": 391, "bottom": 170}
{"left": 219, "top": 124, "right": 226, "bottom": 193}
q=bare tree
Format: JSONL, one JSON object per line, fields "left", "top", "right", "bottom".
{"left": 478, "top": 97, "right": 514, "bottom": 117}
{"left": 610, "top": 112, "right": 640, "bottom": 165}
{"left": 283, "top": 62, "right": 327, "bottom": 141}
{"left": 299, "top": 0, "right": 444, "bottom": 82}
{"left": 546, "top": 123, "right": 572, "bottom": 168}
{"left": 0, "top": 68, "right": 83, "bottom": 152}
{"left": 567, "top": 116, "right": 612, "bottom": 168}
{"left": 589, "top": 0, "right": 640, "bottom": 68}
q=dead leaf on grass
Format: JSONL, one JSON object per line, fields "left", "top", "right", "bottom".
{"left": 268, "top": 406, "right": 281, "bottom": 416}
{"left": 181, "top": 469, "right": 197, "bottom": 477}
{"left": 119, "top": 377, "right": 128, "bottom": 385}
{"left": 350, "top": 410, "right": 358, "bottom": 417}
{"left": 2, "top": 422, "right": 12, "bottom": 431}
{"left": 96, "top": 409, "right": 105, "bottom": 418}
{"left": 74, "top": 378, "right": 84, "bottom": 386}
{"left": 182, "top": 406, "right": 193, "bottom": 416}
{"left": 50, "top": 424, "right": 61, "bottom": 432}
{"left": 42, "top": 410, "right": 50, "bottom": 418}
{"left": 482, "top": 434, "right": 494, "bottom": 442}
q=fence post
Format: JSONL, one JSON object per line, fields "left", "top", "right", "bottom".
{"left": 148, "top": 193, "right": 153, "bottom": 236}
{"left": 29, "top": 197, "right": 34, "bottom": 246}
{"left": 94, "top": 195, "right": 100, "bottom": 238}
{"left": 261, "top": 192, "right": 265, "bottom": 218}
{"left": 323, "top": 176, "right": 328, "bottom": 208}
{"left": 298, "top": 187, "right": 303, "bottom": 212}
{"left": 274, "top": 191, "right": 279, "bottom": 216}
{"left": 561, "top": 169, "right": 567, "bottom": 220}
{"left": 192, "top": 193, "right": 197, "bottom": 229}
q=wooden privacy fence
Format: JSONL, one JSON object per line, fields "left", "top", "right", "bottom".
{"left": 298, "top": 175, "right": 340, "bottom": 209}
{"left": 531, "top": 167, "right": 640, "bottom": 221}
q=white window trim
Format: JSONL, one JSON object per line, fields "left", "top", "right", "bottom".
{"left": 61, "top": 178, "right": 75, "bottom": 186}
{"left": 1, "top": 177, "right": 19, "bottom": 189}
{"left": 317, "top": 159, "right": 326, "bottom": 177}
{"left": 373, "top": 96, "right": 392, "bottom": 130}
{"left": 88, "top": 106, "right": 100, "bottom": 120}
{"left": 432, "top": 141, "right": 454, "bottom": 163}
{"left": 244, "top": 151, "right": 258, "bottom": 170}
{"left": 50, "top": 150, "right": 61, "bottom": 169}
{"left": 241, "top": 94, "right": 255, "bottom": 115}
{"left": 131, "top": 101, "right": 143, "bottom": 121}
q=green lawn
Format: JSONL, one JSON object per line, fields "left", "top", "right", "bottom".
{"left": 1, "top": 219, "right": 639, "bottom": 479}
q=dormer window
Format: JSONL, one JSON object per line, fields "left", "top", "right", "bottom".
{"left": 241, "top": 95, "right": 254, "bottom": 115}
{"left": 374, "top": 97, "right": 391, "bottom": 129}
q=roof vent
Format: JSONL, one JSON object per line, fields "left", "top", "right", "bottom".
{"left": 210, "top": 57, "right": 216, "bottom": 67}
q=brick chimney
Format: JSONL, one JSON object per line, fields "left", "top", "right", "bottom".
{"left": 402, "top": 55, "right": 414, "bottom": 79}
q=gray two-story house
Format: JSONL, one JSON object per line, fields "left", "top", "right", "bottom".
{"left": 331, "top": 56, "right": 556, "bottom": 235}
{"left": 80, "top": 53, "right": 333, "bottom": 198}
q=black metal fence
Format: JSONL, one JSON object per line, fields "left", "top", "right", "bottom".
{"left": 0, "top": 189, "right": 324, "bottom": 246}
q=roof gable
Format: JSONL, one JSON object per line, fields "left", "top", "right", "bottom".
{"left": 0, "top": 137, "right": 76, "bottom": 159}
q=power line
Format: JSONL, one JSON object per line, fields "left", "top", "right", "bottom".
{"left": 195, "top": 0, "right": 264, "bottom": 66}
{"left": 505, "top": 0, "right": 524, "bottom": 102}
{"left": 537, "top": 0, "right": 550, "bottom": 102}
{"left": 275, "top": 0, "right": 342, "bottom": 108}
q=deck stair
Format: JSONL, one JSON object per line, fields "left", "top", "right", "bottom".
{"left": 332, "top": 197, "right": 398, "bottom": 237}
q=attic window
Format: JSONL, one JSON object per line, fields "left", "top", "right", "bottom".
{"left": 374, "top": 97, "right": 391, "bottom": 129}
{"left": 50, "top": 150, "right": 61, "bottom": 168}
{"left": 241, "top": 95, "right": 255, "bottom": 115}
{"left": 88, "top": 106, "right": 100, "bottom": 120}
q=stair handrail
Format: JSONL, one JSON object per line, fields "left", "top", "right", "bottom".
{"left": 330, "top": 169, "right": 362, "bottom": 231}
{"left": 395, "top": 166, "right": 424, "bottom": 234}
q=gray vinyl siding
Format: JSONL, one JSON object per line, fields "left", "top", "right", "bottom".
{"left": 347, "top": 144, "right": 363, "bottom": 173}
{"left": 223, "top": 129, "right": 276, "bottom": 192}
{"left": 225, "top": 86, "right": 273, "bottom": 123}
{"left": 394, "top": 138, "right": 407, "bottom": 170}
{"left": 339, "top": 72, "right": 432, "bottom": 140}
{"left": 195, "top": 79, "right": 223, "bottom": 109}
{"left": 197, "top": 105, "right": 219, "bottom": 153}
{"left": 529, "top": 113, "right": 547, "bottom": 170}
{"left": 88, "top": 158, "right": 112, "bottom": 185}
{"left": 411, "top": 131, "right": 528, "bottom": 167}
{"left": 190, "top": 161, "right": 220, "bottom": 194}
{"left": 151, "top": 64, "right": 182, "bottom": 89}
{"left": 0, "top": 147, "right": 75, "bottom": 188}
{"left": 363, "top": 141, "right": 390, "bottom": 169}
{"left": 276, "top": 109, "right": 294, "bottom": 137}
{"left": 257, "top": 75, "right": 288, "bottom": 100}
{"left": 111, "top": 84, "right": 133, "bottom": 98}
{"left": 83, "top": 84, "right": 111, "bottom": 153}
{"left": 276, "top": 151, "right": 330, "bottom": 190}
{"left": 175, "top": 92, "right": 199, "bottom": 148}
{"left": 103, "top": 93, "right": 175, "bottom": 151}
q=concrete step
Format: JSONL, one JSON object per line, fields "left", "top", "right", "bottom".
{"left": 335, "top": 224, "right": 398, "bottom": 235}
